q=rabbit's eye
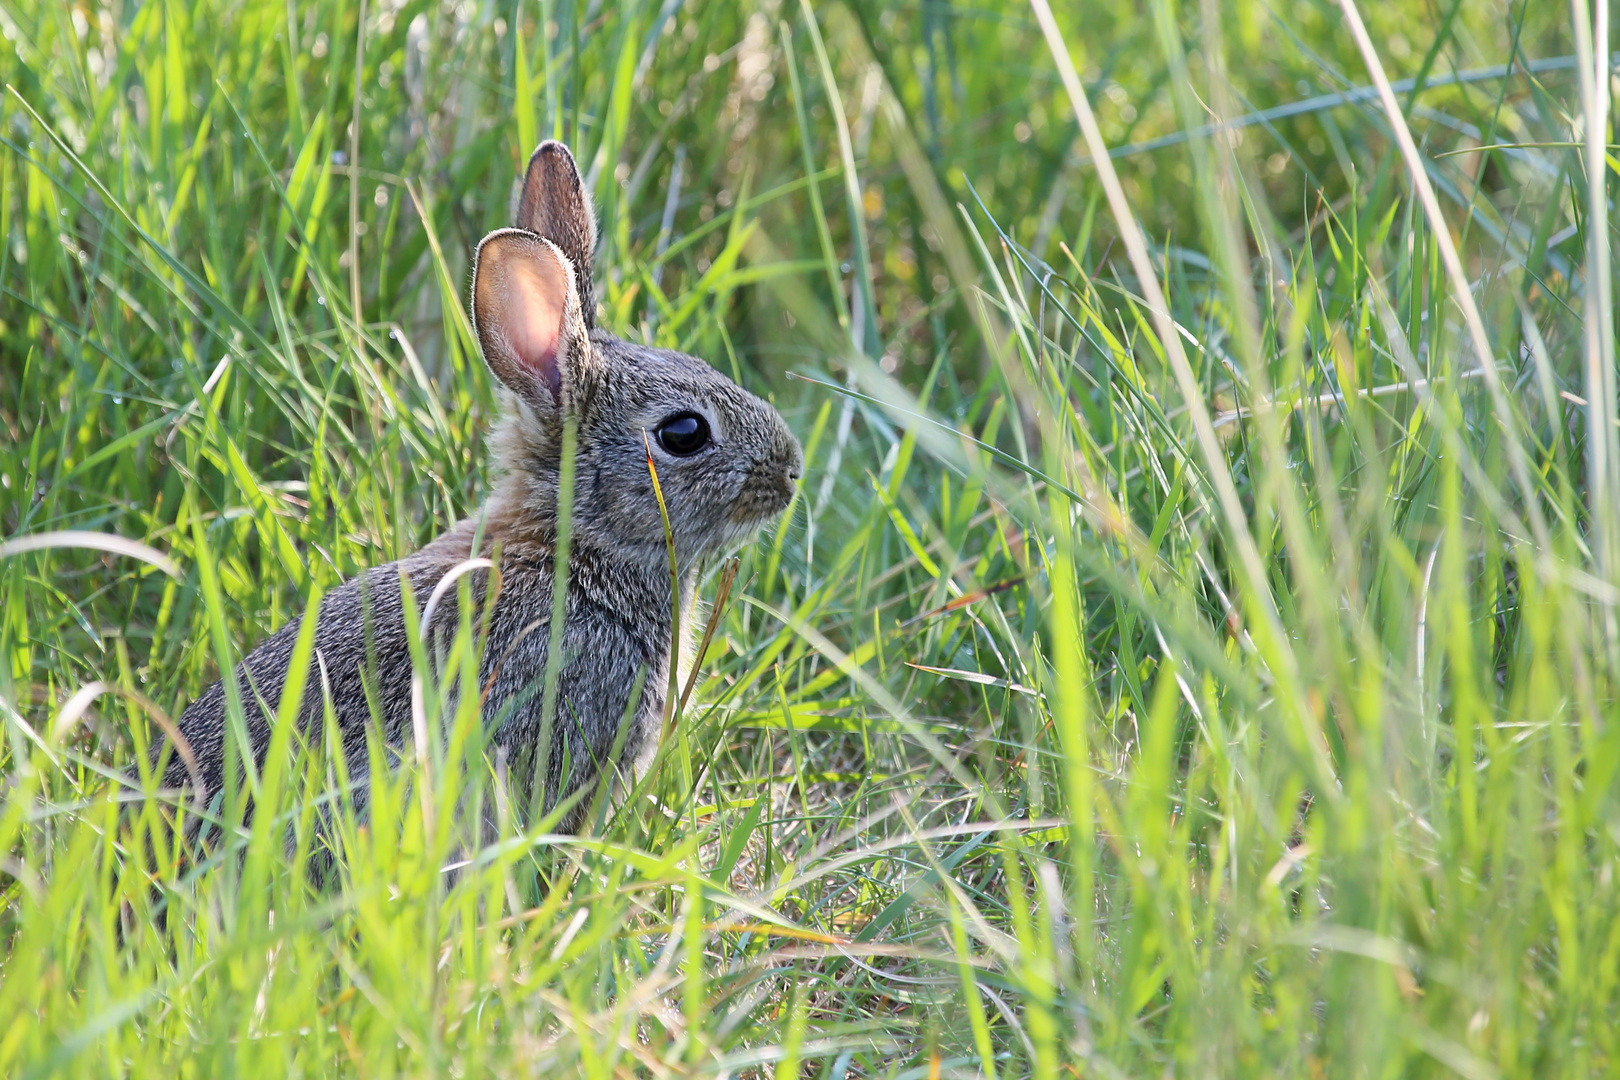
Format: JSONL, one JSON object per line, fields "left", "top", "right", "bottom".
{"left": 656, "top": 412, "right": 711, "bottom": 456}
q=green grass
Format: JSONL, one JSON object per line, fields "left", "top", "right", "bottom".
{"left": 0, "top": 0, "right": 1608, "bottom": 1075}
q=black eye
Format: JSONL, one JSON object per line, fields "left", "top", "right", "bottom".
{"left": 655, "top": 412, "right": 711, "bottom": 456}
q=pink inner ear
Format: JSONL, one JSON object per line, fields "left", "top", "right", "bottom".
{"left": 505, "top": 257, "right": 568, "bottom": 403}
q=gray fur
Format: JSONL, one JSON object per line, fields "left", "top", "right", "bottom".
{"left": 163, "top": 141, "right": 801, "bottom": 832}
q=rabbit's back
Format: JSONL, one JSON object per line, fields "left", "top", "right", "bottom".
{"left": 168, "top": 545, "right": 463, "bottom": 799}
{"left": 167, "top": 529, "right": 668, "bottom": 823}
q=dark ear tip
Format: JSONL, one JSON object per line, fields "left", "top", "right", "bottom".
{"left": 526, "top": 140, "right": 579, "bottom": 177}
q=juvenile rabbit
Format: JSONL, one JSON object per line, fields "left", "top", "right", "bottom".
{"left": 162, "top": 141, "right": 802, "bottom": 831}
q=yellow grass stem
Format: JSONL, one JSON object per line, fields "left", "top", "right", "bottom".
{"left": 643, "top": 430, "right": 682, "bottom": 746}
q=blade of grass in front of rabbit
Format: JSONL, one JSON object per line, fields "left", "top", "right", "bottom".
{"left": 582, "top": 664, "right": 649, "bottom": 837}
{"left": 536, "top": 415, "right": 578, "bottom": 825}
{"left": 676, "top": 556, "right": 738, "bottom": 720}
{"left": 242, "top": 586, "right": 323, "bottom": 908}
{"left": 642, "top": 430, "right": 689, "bottom": 802}
{"left": 398, "top": 571, "right": 439, "bottom": 857}
{"left": 188, "top": 500, "right": 259, "bottom": 816}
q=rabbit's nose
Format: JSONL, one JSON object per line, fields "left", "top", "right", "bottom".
{"left": 780, "top": 430, "right": 804, "bottom": 481}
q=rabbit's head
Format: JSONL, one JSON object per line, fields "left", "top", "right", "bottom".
{"left": 471, "top": 141, "right": 802, "bottom": 569}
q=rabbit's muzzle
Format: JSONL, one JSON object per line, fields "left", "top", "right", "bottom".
{"left": 730, "top": 432, "right": 802, "bottom": 525}
{"left": 732, "top": 462, "right": 798, "bottom": 523}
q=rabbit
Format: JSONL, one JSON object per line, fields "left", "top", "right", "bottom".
{"left": 160, "top": 140, "right": 803, "bottom": 837}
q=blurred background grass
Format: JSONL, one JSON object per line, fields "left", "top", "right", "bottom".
{"left": 0, "top": 0, "right": 1609, "bottom": 1075}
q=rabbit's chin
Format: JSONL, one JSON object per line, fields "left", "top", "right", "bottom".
{"left": 709, "top": 508, "right": 788, "bottom": 555}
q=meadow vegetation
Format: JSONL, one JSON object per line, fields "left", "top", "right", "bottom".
{"left": 0, "top": 0, "right": 1610, "bottom": 1075}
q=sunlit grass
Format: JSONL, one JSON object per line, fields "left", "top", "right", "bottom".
{"left": 0, "top": 0, "right": 1610, "bottom": 1075}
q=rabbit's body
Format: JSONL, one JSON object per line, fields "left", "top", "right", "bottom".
{"left": 163, "top": 143, "right": 800, "bottom": 829}
{"left": 171, "top": 509, "right": 680, "bottom": 828}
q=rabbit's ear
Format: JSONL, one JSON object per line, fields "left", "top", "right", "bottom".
{"left": 516, "top": 140, "right": 597, "bottom": 328}
{"left": 471, "top": 229, "right": 590, "bottom": 410}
